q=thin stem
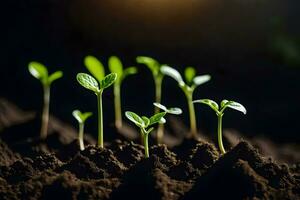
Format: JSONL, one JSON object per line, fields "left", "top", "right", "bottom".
{"left": 97, "top": 92, "right": 103, "bottom": 148}
{"left": 40, "top": 85, "right": 50, "bottom": 140}
{"left": 79, "top": 123, "right": 85, "bottom": 151}
{"left": 154, "top": 76, "right": 163, "bottom": 114}
{"left": 114, "top": 84, "right": 122, "bottom": 129}
{"left": 157, "top": 123, "right": 164, "bottom": 144}
{"left": 187, "top": 92, "right": 197, "bottom": 138}
{"left": 143, "top": 132, "right": 149, "bottom": 158}
{"left": 218, "top": 114, "right": 226, "bottom": 154}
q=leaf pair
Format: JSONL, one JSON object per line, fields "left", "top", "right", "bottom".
{"left": 160, "top": 65, "right": 211, "bottom": 89}
{"left": 125, "top": 111, "right": 166, "bottom": 131}
{"left": 76, "top": 73, "right": 117, "bottom": 93}
{"left": 72, "top": 110, "right": 92, "bottom": 124}
{"left": 28, "top": 61, "right": 63, "bottom": 86}
{"left": 153, "top": 102, "right": 182, "bottom": 115}
{"left": 85, "top": 55, "right": 137, "bottom": 85}
{"left": 193, "top": 99, "right": 247, "bottom": 115}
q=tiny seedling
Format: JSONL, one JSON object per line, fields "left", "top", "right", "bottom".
{"left": 161, "top": 66, "right": 211, "bottom": 138}
{"left": 28, "top": 61, "right": 63, "bottom": 139}
{"left": 153, "top": 102, "right": 182, "bottom": 143}
{"left": 109, "top": 56, "right": 137, "bottom": 129}
{"left": 125, "top": 111, "right": 166, "bottom": 158}
{"left": 76, "top": 72, "right": 117, "bottom": 148}
{"left": 72, "top": 110, "right": 92, "bottom": 151}
{"left": 193, "top": 99, "right": 246, "bottom": 154}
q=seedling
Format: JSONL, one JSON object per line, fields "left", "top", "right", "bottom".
{"left": 72, "top": 110, "right": 92, "bottom": 151}
{"left": 108, "top": 56, "right": 137, "bottom": 129}
{"left": 153, "top": 102, "right": 182, "bottom": 143}
{"left": 193, "top": 99, "right": 246, "bottom": 154}
{"left": 125, "top": 111, "right": 166, "bottom": 158}
{"left": 161, "top": 66, "right": 211, "bottom": 138}
{"left": 76, "top": 72, "right": 117, "bottom": 148}
{"left": 28, "top": 61, "right": 63, "bottom": 139}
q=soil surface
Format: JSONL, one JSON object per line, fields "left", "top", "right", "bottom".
{"left": 0, "top": 99, "right": 299, "bottom": 200}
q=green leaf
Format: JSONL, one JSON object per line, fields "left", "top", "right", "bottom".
{"left": 136, "top": 56, "right": 160, "bottom": 75}
{"left": 149, "top": 112, "right": 166, "bottom": 126}
{"left": 108, "top": 56, "right": 123, "bottom": 80}
{"left": 48, "top": 71, "right": 63, "bottom": 84}
{"left": 184, "top": 67, "right": 196, "bottom": 83}
{"left": 72, "top": 110, "right": 92, "bottom": 123}
{"left": 76, "top": 73, "right": 99, "bottom": 93}
{"left": 84, "top": 55, "right": 105, "bottom": 82}
{"left": 167, "top": 107, "right": 182, "bottom": 115}
{"left": 141, "top": 116, "right": 150, "bottom": 127}
{"left": 160, "top": 65, "right": 185, "bottom": 87}
{"left": 159, "top": 117, "right": 166, "bottom": 124}
{"left": 220, "top": 100, "right": 229, "bottom": 108}
{"left": 100, "top": 73, "right": 117, "bottom": 89}
{"left": 153, "top": 102, "right": 167, "bottom": 112}
{"left": 193, "top": 99, "right": 219, "bottom": 113}
{"left": 122, "top": 67, "right": 137, "bottom": 79}
{"left": 193, "top": 75, "right": 211, "bottom": 86}
{"left": 28, "top": 61, "right": 48, "bottom": 84}
{"left": 222, "top": 100, "right": 247, "bottom": 114}
{"left": 125, "top": 111, "right": 145, "bottom": 127}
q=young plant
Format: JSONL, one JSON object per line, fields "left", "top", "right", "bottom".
{"left": 76, "top": 72, "right": 117, "bottom": 148}
{"left": 161, "top": 66, "right": 211, "bottom": 138}
{"left": 28, "top": 61, "right": 63, "bottom": 139}
{"left": 72, "top": 110, "right": 92, "bottom": 151}
{"left": 125, "top": 111, "right": 166, "bottom": 158}
{"left": 153, "top": 102, "right": 183, "bottom": 143}
{"left": 108, "top": 56, "right": 137, "bottom": 129}
{"left": 193, "top": 99, "right": 246, "bottom": 154}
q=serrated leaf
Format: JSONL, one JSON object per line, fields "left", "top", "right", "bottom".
{"left": 136, "top": 56, "right": 160, "bottom": 75}
{"left": 222, "top": 100, "right": 247, "bottom": 114}
{"left": 76, "top": 73, "right": 99, "bottom": 93}
{"left": 84, "top": 55, "right": 105, "bottom": 82}
{"left": 142, "top": 116, "right": 150, "bottom": 127}
{"left": 149, "top": 112, "right": 166, "bottom": 126}
{"left": 122, "top": 67, "right": 137, "bottom": 79}
{"left": 108, "top": 56, "right": 123, "bottom": 80}
{"left": 125, "top": 111, "right": 145, "bottom": 127}
{"left": 193, "top": 75, "right": 211, "bottom": 86}
{"left": 28, "top": 61, "right": 48, "bottom": 84}
{"left": 193, "top": 99, "right": 219, "bottom": 113}
{"left": 167, "top": 107, "right": 182, "bottom": 115}
{"left": 160, "top": 65, "right": 185, "bottom": 87}
{"left": 48, "top": 71, "right": 63, "bottom": 84}
{"left": 72, "top": 110, "right": 92, "bottom": 123}
{"left": 100, "top": 73, "right": 117, "bottom": 89}
{"left": 153, "top": 102, "right": 167, "bottom": 112}
{"left": 184, "top": 67, "right": 196, "bottom": 83}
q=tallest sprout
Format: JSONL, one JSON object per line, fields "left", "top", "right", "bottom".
{"left": 161, "top": 66, "right": 211, "bottom": 138}
{"left": 28, "top": 61, "right": 63, "bottom": 139}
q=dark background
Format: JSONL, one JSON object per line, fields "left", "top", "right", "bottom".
{"left": 1, "top": 0, "right": 300, "bottom": 142}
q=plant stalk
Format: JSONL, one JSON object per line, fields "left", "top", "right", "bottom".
{"left": 40, "top": 85, "right": 50, "bottom": 140}
{"left": 187, "top": 93, "right": 197, "bottom": 138}
{"left": 154, "top": 76, "right": 164, "bottom": 143}
{"left": 114, "top": 84, "right": 122, "bottom": 129}
{"left": 79, "top": 122, "right": 85, "bottom": 151}
{"left": 97, "top": 92, "right": 104, "bottom": 148}
{"left": 143, "top": 133, "right": 149, "bottom": 158}
{"left": 218, "top": 114, "right": 226, "bottom": 154}
{"left": 157, "top": 123, "right": 164, "bottom": 144}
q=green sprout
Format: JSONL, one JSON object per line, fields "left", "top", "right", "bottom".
{"left": 108, "top": 56, "right": 137, "bottom": 129}
{"left": 72, "top": 110, "right": 92, "bottom": 151}
{"left": 76, "top": 72, "right": 117, "bottom": 148}
{"left": 28, "top": 61, "right": 63, "bottom": 139}
{"left": 125, "top": 111, "right": 166, "bottom": 158}
{"left": 193, "top": 99, "right": 246, "bottom": 154}
{"left": 161, "top": 66, "right": 211, "bottom": 138}
{"left": 153, "top": 102, "right": 183, "bottom": 143}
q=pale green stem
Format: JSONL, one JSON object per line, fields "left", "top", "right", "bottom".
{"left": 154, "top": 76, "right": 164, "bottom": 143}
{"left": 218, "top": 114, "right": 226, "bottom": 154}
{"left": 157, "top": 123, "right": 164, "bottom": 144}
{"left": 97, "top": 92, "right": 103, "bottom": 148}
{"left": 143, "top": 132, "right": 149, "bottom": 158}
{"left": 79, "top": 122, "right": 85, "bottom": 151}
{"left": 40, "top": 85, "right": 50, "bottom": 140}
{"left": 187, "top": 92, "right": 197, "bottom": 138}
{"left": 114, "top": 84, "right": 122, "bottom": 129}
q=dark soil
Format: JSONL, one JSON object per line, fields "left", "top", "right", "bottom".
{"left": 0, "top": 99, "right": 299, "bottom": 200}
